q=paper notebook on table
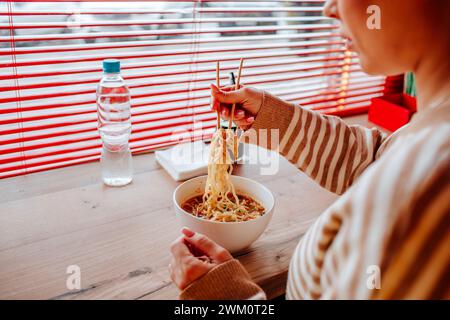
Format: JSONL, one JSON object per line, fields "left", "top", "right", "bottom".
{"left": 155, "top": 141, "right": 210, "bottom": 181}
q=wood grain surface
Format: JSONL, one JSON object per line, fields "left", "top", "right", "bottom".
{"left": 0, "top": 115, "right": 375, "bottom": 300}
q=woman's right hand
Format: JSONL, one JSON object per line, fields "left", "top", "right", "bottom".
{"left": 210, "top": 84, "right": 264, "bottom": 130}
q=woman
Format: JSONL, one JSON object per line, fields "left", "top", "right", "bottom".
{"left": 169, "top": 0, "right": 450, "bottom": 299}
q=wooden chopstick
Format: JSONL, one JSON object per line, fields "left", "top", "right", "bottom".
{"left": 216, "top": 61, "right": 221, "bottom": 130}
{"left": 229, "top": 58, "right": 244, "bottom": 129}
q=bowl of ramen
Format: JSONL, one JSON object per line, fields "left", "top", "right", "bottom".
{"left": 173, "top": 175, "right": 275, "bottom": 253}
{"left": 172, "top": 59, "right": 274, "bottom": 252}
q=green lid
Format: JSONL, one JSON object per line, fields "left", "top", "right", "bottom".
{"left": 103, "top": 59, "right": 120, "bottom": 73}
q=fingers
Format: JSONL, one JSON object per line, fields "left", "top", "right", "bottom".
{"left": 181, "top": 227, "right": 232, "bottom": 263}
{"left": 246, "top": 116, "right": 255, "bottom": 124}
{"left": 169, "top": 256, "right": 208, "bottom": 290}
{"left": 220, "top": 107, "right": 228, "bottom": 118}
{"left": 234, "top": 117, "right": 255, "bottom": 130}
{"left": 211, "top": 84, "right": 263, "bottom": 123}
{"left": 210, "top": 83, "right": 256, "bottom": 129}
{"left": 170, "top": 236, "right": 191, "bottom": 260}
{"left": 220, "top": 107, "right": 253, "bottom": 122}
{"left": 218, "top": 84, "right": 244, "bottom": 92}
{"left": 220, "top": 108, "right": 255, "bottom": 129}
{"left": 233, "top": 109, "right": 255, "bottom": 124}
{"left": 233, "top": 109, "right": 245, "bottom": 120}
{"left": 181, "top": 227, "right": 195, "bottom": 237}
{"left": 169, "top": 235, "right": 213, "bottom": 290}
{"left": 169, "top": 228, "right": 232, "bottom": 290}
{"left": 211, "top": 83, "right": 247, "bottom": 104}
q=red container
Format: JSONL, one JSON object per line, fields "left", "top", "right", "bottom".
{"left": 368, "top": 93, "right": 417, "bottom": 132}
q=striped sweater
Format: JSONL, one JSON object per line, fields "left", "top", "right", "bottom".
{"left": 180, "top": 92, "right": 450, "bottom": 300}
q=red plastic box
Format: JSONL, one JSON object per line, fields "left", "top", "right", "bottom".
{"left": 368, "top": 93, "right": 417, "bottom": 132}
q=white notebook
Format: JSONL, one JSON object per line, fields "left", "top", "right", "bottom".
{"left": 155, "top": 141, "right": 210, "bottom": 181}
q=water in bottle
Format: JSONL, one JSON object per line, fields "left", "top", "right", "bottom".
{"left": 96, "top": 59, "right": 133, "bottom": 186}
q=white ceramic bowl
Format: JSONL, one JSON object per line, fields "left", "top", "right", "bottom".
{"left": 173, "top": 175, "right": 275, "bottom": 253}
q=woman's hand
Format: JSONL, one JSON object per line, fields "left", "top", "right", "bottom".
{"left": 211, "top": 83, "right": 264, "bottom": 130}
{"left": 169, "top": 227, "right": 233, "bottom": 290}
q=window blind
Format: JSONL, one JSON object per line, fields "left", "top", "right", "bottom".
{"left": 0, "top": 0, "right": 385, "bottom": 179}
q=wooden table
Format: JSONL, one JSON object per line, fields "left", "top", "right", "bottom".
{"left": 0, "top": 115, "right": 374, "bottom": 300}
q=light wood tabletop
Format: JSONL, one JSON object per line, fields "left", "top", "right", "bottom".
{"left": 0, "top": 115, "right": 378, "bottom": 300}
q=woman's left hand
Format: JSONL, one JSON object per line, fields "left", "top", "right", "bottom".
{"left": 169, "top": 227, "right": 233, "bottom": 290}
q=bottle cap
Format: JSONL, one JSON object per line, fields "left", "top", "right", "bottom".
{"left": 103, "top": 59, "right": 120, "bottom": 73}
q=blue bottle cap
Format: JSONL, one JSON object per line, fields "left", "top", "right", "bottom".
{"left": 103, "top": 59, "right": 120, "bottom": 73}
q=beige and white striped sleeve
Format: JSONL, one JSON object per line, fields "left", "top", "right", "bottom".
{"left": 249, "top": 92, "right": 388, "bottom": 194}
{"left": 287, "top": 124, "right": 450, "bottom": 300}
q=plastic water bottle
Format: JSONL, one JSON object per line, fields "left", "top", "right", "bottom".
{"left": 96, "top": 59, "right": 133, "bottom": 187}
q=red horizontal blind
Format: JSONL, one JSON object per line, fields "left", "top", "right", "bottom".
{"left": 0, "top": 0, "right": 385, "bottom": 178}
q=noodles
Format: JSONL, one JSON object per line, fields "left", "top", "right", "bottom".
{"left": 180, "top": 58, "right": 264, "bottom": 222}
{"left": 182, "top": 129, "right": 265, "bottom": 222}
